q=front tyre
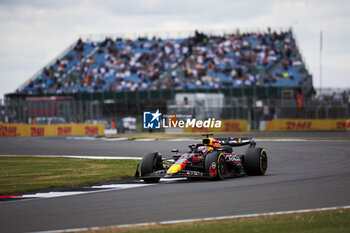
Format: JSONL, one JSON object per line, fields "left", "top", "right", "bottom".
{"left": 243, "top": 148, "right": 267, "bottom": 175}
{"left": 141, "top": 152, "right": 163, "bottom": 183}
{"left": 205, "top": 151, "right": 227, "bottom": 180}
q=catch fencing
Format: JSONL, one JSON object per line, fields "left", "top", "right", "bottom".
{"left": 1, "top": 91, "right": 350, "bottom": 133}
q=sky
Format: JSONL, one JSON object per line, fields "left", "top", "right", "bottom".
{"left": 0, "top": 0, "right": 349, "bottom": 98}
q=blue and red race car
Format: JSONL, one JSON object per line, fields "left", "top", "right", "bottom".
{"left": 136, "top": 134, "right": 267, "bottom": 183}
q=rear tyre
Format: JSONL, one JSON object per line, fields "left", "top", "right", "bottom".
{"left": 141, "top": 152, "right": 163, "bottom": 183}
{"left": 243, "top": 148, "right": 267, "bottom": 175}
{"left": 205, "top": 151, "right": 226, "bottom": 180}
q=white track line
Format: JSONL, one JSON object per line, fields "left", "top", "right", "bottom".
{"left": 101, "top": 137, "right": 129, "bottom": 141}
{"left": 5, "top": 179, "right": 184, "bottom": 202}
{"left": 21, "top": 192, "right": 87, "bottom": 199}
{"left": 133, "top": 139, "right": 157, "bottom": 141}
{"left": 32, "top": 205, "right": 350, "bottom": 233}
{"left": 91, "top": 184, "right": 153, "bottom": 189}
{"left": 8, "top": 183, "right": 155, "bottom": 201}
{"left": 9, "top": 180, "right": 182, "bottom": 201}
{"left": 158, "top": 205, "right": 350, "bottom": 225}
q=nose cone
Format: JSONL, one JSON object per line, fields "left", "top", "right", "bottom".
{"left": 167, "top": 164, "right": 182, "bottom": 174}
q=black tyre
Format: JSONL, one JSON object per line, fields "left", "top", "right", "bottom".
{"left": 205, "top": 151, "right": 227, "bottom": 180}
{"left": 243, "top": 147, "right": 267, "bottom": 175}
{"left": 141, "top": 152, "right": 163, "bottom": 183}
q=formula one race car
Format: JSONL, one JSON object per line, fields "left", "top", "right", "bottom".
{"left": 135, "top": 134, "right": 267, "bottom": 183}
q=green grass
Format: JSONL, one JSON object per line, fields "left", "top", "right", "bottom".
{"left": 83, "top": 209, "right": 350, "bottom": 233}
{"left": 0, "top": 156, "right": 139, "bottom": 195}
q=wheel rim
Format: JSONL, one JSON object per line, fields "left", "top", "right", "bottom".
{"left": 218, "top": 156, "right": 226, "bottom": 178}
{"left": 260, "top": 152, "right": 267, "bottom": 173}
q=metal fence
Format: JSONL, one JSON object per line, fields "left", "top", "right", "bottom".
{"left": 1, "top": 98, "right": 349, "bottom": 122}
{"left": 2, "top": 91, "right": 349, "bottom": 132}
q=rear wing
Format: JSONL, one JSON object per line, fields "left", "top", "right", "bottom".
{"left": 216, "top": 137, "right": 256, "bottom": 147}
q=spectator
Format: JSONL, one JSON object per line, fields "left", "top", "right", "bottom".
{"left": 20, "top": 29, "right": 311, "bottom": 94}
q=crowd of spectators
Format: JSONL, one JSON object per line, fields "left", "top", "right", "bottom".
{"left": 19, "top": 29, "right": 311, "bottom": 94}
{"left": 313, "top": 90, "right": 350, "bottom": 107}
{"left": 264, "top": 32, "right": 310, "bottom": 87}
{"left": 157, "top": 30, "right": 296, "bottom": 90}
{"left": 20, "top": 39, "right": 95, "bottom": 94}
{"left": 69, "top": 36, "right": 192, "bottom": 93}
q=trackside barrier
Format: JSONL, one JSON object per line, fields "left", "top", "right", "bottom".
{"left": 183, "top": 119, "right": 248, "bottom": 133}
{"left": 3, "top": 119, "right": 348, "bottom": 136}
{"left": 266, "top": 119, "right": 350, "bottom": 131}
{"left": 0, "top": 122, "right": 105, "bottom": 137}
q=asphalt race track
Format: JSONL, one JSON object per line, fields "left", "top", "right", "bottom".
{"left": 0, "top": 136, "right": 350, "bottom": 233}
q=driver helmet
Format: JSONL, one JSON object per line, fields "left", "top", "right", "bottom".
{"left": 197, "top": 146, "right": 208, "bottom": 154}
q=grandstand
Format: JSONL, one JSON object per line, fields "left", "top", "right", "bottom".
{"left": 17, "top": 29, "right": 312, "bottom": 95}
{"left": 5, "top": 28, "right": 334, "bottom": 130}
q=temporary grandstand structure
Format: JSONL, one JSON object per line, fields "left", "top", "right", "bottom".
{"left": 6, "top": 28, "right": 336, "bottom": 128}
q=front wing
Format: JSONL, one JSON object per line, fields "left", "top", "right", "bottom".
{"left": 140, "top": 169, "right": 210, "bottom": 179}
